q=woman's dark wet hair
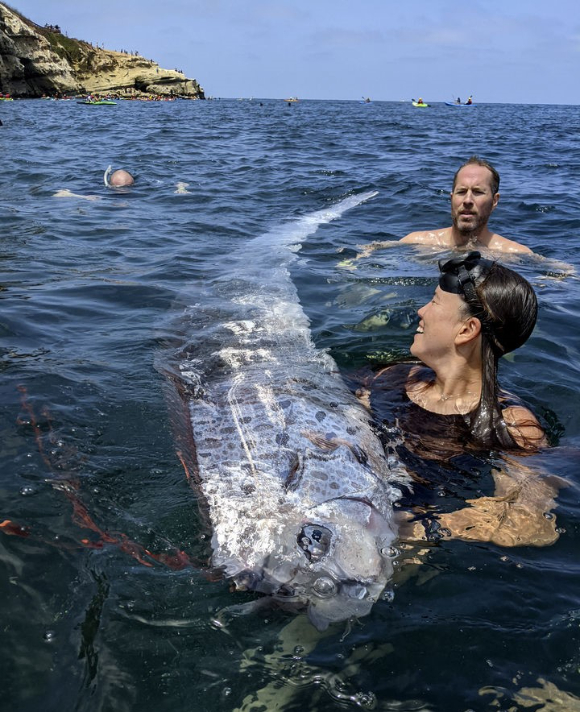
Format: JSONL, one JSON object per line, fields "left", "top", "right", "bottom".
{"left": 439, "top": 253, "right": 539, "bottom": 448}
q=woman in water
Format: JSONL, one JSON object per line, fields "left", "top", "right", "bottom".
{"left": 359, "top": 251, "right": 560, "bottom": 546}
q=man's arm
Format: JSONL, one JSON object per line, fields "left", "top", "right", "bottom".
{"left": 399, "top": 230, "right": 444, "bottom": 245}
{"left": 355, "top": 229, "right": 443, "bottom": 259}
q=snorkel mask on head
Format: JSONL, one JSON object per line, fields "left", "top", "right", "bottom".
{"left": 104, "top": 165, "right": 113, "bottom": 187}
{"left": 438, "top": 251, "right": 494, "bottom": 301}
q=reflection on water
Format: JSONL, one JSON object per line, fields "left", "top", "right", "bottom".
{"left": 1, "top": 99, "right": 580, "bottom": 711}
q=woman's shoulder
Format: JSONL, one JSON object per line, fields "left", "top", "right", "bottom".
{"left": 498, "top": 391, "right": 546, "bottom": 449}
{"left": 501, "top": 404, "right": 547, "bottom": 450}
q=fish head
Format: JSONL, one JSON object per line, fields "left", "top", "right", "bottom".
{"left": 301, "top": 498, "right": 398, "bottom": 630}
{"left": 245, "top": 497, "right": 399, "bottom": 631}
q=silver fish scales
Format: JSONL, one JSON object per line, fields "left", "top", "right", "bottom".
{"left": 164, "top": 192, "right": 409, "bottom": 630}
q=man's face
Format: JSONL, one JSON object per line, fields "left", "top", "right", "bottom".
{"left": 451, "top": 165, "right": 499, "bottom": 234}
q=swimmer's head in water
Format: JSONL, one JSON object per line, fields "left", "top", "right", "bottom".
{"left": 104, "top": 166, "right": 135, "bottom": 187}
{"left": 110, "top": 169, "right": 134, "bottom": 187}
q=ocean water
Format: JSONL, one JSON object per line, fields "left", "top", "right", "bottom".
{"left": 1, "top": 98, "right": 580, "bottom": 712}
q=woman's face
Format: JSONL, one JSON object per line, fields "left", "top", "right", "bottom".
{"left": 411, "top": 287, "right": 467, "bottom": 364}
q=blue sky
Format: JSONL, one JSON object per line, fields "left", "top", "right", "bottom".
{"left": 11, "top": 0, "right": 580, "bottom": 103}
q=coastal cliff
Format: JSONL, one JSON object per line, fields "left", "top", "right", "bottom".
{"left": 0, "top": 2, "right": 204, "bottom": 98}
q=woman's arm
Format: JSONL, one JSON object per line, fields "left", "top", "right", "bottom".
{"left": 400, "top": 458, "right": 563, "bottom": 547}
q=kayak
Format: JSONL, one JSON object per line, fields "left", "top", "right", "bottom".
{"left": 445, "top": 101, "right": 476, "bottom": 107}
{"left": 412, "top": 102, "right": 429, "bottom": 107}
{"left": 77, "top": 100, "right": 117, "bottom": 105}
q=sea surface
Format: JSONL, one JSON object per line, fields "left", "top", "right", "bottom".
{"left": 1, "top": 98, "right": 580, "bottom": 712}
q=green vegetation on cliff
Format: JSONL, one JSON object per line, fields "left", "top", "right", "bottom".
{"left": 0, "top": 2, "right": 204, "bottom": 98}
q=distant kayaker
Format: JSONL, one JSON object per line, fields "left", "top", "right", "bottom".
{"left": 466, "top": 96, "right": 473, "bottom": 105}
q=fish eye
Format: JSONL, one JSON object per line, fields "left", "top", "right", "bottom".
{"left": 298, "top": 524, "right": 332, "bottom": 562}
{"left": 312, "top": 576, "right": 337, "bottom": 598}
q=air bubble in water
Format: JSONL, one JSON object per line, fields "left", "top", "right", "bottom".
{"left": 381, "top": 546, "right": 398, "bottom": 558}
{"left": 20, "top": 486, "right": 38, "bottom": 497}
{"left": 353, "top": 691, "right": 376, "bottom": 708}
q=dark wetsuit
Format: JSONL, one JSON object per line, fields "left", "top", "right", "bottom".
{"left": 357, "top": 362, "right": 511, "bottom": 513}
{"left": 349, "top": 362, "right": 558, "bottom": 546}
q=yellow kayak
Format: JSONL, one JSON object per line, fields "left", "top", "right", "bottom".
{"left": 412, "top": 101, "right": 429, "bottom": 107}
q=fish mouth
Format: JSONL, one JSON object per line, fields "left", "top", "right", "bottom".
{"left": 306, "top": 577, "right": 383, "bottom": 631}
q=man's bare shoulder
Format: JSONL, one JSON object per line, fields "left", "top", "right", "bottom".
{"left": 486, "top": 233, "right": 533, "bottom": 255}
{"left": 399, "top": 228, "right": 450, "bottom": 245}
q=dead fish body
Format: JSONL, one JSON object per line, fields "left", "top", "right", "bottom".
{"left": 164, "top": 193, "right": 409, "bottom": 630}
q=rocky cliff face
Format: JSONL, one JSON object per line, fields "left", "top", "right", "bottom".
{"left": 0, "top": 3, "right": 204, "bottom": 98}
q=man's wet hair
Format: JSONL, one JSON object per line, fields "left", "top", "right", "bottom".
{"left": 452, "top": 155, "right": 500, "bottom": 196}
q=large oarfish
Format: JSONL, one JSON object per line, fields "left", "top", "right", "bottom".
{"left": 163, "top": 192, "right": 409, "bottom": 630}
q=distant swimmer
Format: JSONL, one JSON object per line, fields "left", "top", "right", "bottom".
{"left": 53, "top": 165, "right": 134, "bottom": 200}
{"left": 54, "top": 168, "right": 192, "bottom": 201}
{"left": 104, "top": 166, "right": 135, "bottom": 187}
